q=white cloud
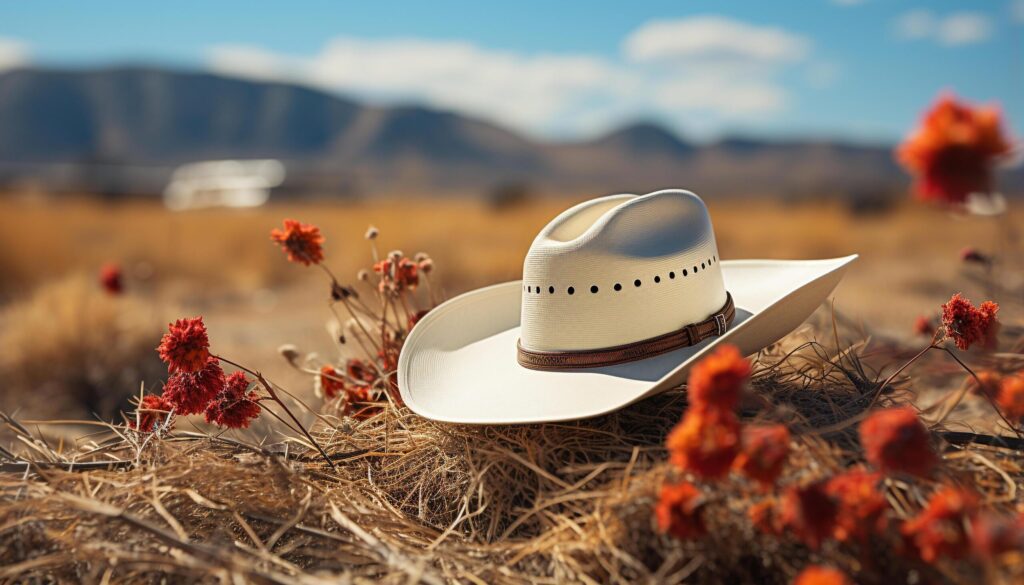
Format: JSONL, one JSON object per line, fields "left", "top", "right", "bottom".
{"left": 1013, "top": 0, "right": 1024, "bottom": 23}
{"left": 0, "top": 38, "right": 29, "bottom": 71}
{"left": 624, "top": 16, "right": 810, "bottom": 64}
{"left": 894, "top": 10, "right": 993, "bottom": 46}
{"left": 207, "top": 17, "right": 817, "bottom": 139}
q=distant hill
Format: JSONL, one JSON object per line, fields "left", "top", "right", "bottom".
{"left": 0, "top": 66, "right": 1013, "bottom": 199}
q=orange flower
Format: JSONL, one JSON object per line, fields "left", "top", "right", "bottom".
{"left": 271, "top": 219, "right": 325, "bottom": 266}
{"left": 780, "top": 481, "right": 838, "bottom": 550}
{"left": 793, "top": 566, "right": 851, "bottom": 585}
{"left": 901, "top": 487, "right": 978, "bottom": 562}
{"left": 130, "top": 394, "right": 173, "bottom": 433}
{"left": 687, "top": 344, "right": 750, "bottom": 411}
{"left": 941, "top": 293, "right": 999, "bottom": 351}
{"left": 373, "top": 255, "right": 420, "bottom": 293}
{"left": 913, "top": 315, "right": 934, "bottom": 337}
{"left": 859, "top": 407, "right": 937, "bottom": 478}
{"left": 749, "top": 499, "right": 782, "bottom": 536}
{"left": 897, "top": 93, "right": 1011, "bottom": 205}
{"left": 157, "top": 316, "right": 211, "bottom": 374}
{"left": 826, "top": 469, "right": 888, "bottom": 543}
{"left": 969, "top": 370, "right": 1002, "bottom": 400}
{"left": 666, "top": 405, "right": 740, "bottom": 480}
{"left": 99, "top": 262, "right": 123, "bottom": 295}
{"left": 996, "top": 374, "right": 1024, "bottom": 420}
{"left": 204, "top": 371, "right": 262, "bottom": 429}
{"left": 970, "top": 511, "right": 1024, "bottom": 560}
{"left": 318, "top": 365, "right": 346, "bottom": 400}
{"left": 733, "top": 424, "right": 790, "bottom": 488}
{"left": 655, "top": 481, "right": 706, "bottom": 540}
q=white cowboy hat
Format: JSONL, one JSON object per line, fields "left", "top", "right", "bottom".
{"left": 398, "top": 189, "right": 856, "bottom": 424}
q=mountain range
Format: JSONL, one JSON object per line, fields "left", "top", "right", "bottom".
{"left": 0, "top": 66, "right": 1005, "bottom": 200}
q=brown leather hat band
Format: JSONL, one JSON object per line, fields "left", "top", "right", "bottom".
{"left": 517, "top": 292, "right": 735, "bottom": 371}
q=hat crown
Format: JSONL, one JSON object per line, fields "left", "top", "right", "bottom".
{"left": 520, "top": 189, "right": 726, "bottom": 352}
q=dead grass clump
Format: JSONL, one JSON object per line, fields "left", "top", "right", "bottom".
{"left": 0, "top": 274, "right": 165, "bottom": 420}
{"left": 3, "top": 328, "right": 1021, "bottom": 584}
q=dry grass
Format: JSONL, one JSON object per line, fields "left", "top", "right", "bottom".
{"left": 1, "top": 322, "right": 1022, "bottom": 584}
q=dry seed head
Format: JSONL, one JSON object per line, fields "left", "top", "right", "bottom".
{"left": 414, "top": 252, "right": 429, "bottom": 262}
{"left": 357, "top": 269, "right": 369, "bottom": 281}
{"left": 419, "top": 258, "right": 434, "bottom": 274}
{"left": 364, "top": 226, "right": 379, "bottom": 240}
{"left": 277, "top": 344, "right": 301, "bottom": 366}
{"left": 388, "top": 250, "right": 403, "bottom": 262}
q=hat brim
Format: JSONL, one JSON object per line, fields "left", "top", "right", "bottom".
{"left": 398, "top": 255, "right": 857, "bottom": 424}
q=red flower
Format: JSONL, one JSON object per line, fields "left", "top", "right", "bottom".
{"left": 205, "top": 371, "right": 262, "bottom": 429}
{"left": 971, "top": 512, "right": 1024, "bottom": 560}
{"left": 733, "top": 424, "right": 790, "bottom": 488}
{"left": 130, "top": 394, "right": 173, "bottom": 433}
{"left": 655, "top": 481, "right": 706, "bottom": 540}
{"left": 960, "top": 247, "right": 989, "bottom": 264}
{"left": 826, "top": 469, "right": 888, "bottom": 543}
{"left": 749, "top": 499, "right": 781, "bottom": 536}
{"left": 780, "top": 481, "right": 838, "bottom": 550}
{"left": 271, "top": 219, "right": 325, "bottom": 266}
{"left": 157, "top": 316, "right": 211, "bottom": 374}
{"left": 860, "top": 407, "right": 937, "bottom": 478}
{"left": 161, "top": 357, "right": 226, "bottom": 415}
{"left": 99, "top": 263, "right": 123, "bottom": 295}
{"left": 793, "top": 566, "right": 851, "bottom": 585}
{"left": 373, "top": 255, "right": 420, "bottom": 293}
{"left": 318, "top": 365, "right": 346, "bottom": 400}
{"left": 346, "top": 358, "right": 377, "bottom": 385}
{"left": 969, "top": 370, "right": 1002, "bottom": 400}
{"left": 997, "top": 374, "right": 1024, "bottom": 419}
{"left": 897, "top": 93, "right": 1011, "bottom": 205}
{"left": 666, "top": 405, "right": 740, "bottom": 480}
{"left": 408, "top": 309, "right": 430, "bottom": 331}
{"left": 941, "top": 293, "right": 999, "bottom": 351}
{"left": 901, "top": 487, "right": 978, "bottom": 562}
{"left": 913, "top": 315, "right": 934, "bottom": 337}
{"left": 687, "top": 344, "right": 750, "bottom": 411}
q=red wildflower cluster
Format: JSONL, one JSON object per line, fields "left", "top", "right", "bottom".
{"left": 157, "top": 317, "right": 211, "bottom": 374}
{"left": 913, "top": 315, "right": 934, "bottom": 337}
{"left": 271, "top": 219, "right": 325, "bottom": 266}
{"left": 897, "top": 93, "right": 1011, "bottom": 205}
{"left": 901, "top": 487, "right": 978, "bottom": 562}
{"left": 960, "top": 247, "right": 989, "bottom": 264}
{"left": 793, "top": 566, "right": 851, "bottom": 585}
{"left": 859, "top": 407, "right": 937, "bottom": 478}
{"left": 732, "top": 424, "right": 790, "bottom": 488}
{"left": 941, "top": 293, "right": 1000, "bottom": 351}
{"left": 971, "top": 511, "right": 1024, "bottom": 560}
{"left": 779, "top": 481, "right": 838, "bottom": 550}
{"left": 205, "top": 371, "right": 262, "bottom": 429}
{"left": 996, "top": 374, "right": 1024, "bottom": 420}
{"left": 161, "top": 357, "right": 226, "bottom": 415}
{"left": 666, "top": 405, "right": 741, "bottom": 480}
{"left": 318, "top": 361, "right": 374, "bottom": 405}
{"left": 655, "top": 481, "right": 706, "bottom": 540}
{"left": 318, "top": 365, "right": 346, "bottom": 400}
{"left": 748, "top": 499, "right": 781, "bottom": 535}
{"left": 99, "top": 262, "right": 123, "bottom": 295}
{"left": 687, "top": 344, "right": 750, "bottom": 410}
{"left": 129, "top": 394, "right": 173, "bottom": 433}
{"left": 373, "top": 254, "right": 420, "bottom": 293}
{"left": 826, "top": 469, "right": 888, "bottom": 543}
{"left": 969, "top": 370, "right": 1002, "bottom": 399}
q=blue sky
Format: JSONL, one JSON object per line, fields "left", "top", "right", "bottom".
{"left": 1, "top": 0, "right": 1021, "bottom": 143}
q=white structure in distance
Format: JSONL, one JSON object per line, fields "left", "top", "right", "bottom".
{"left": 163, "top": 159, "right": 285, "bottom": 211}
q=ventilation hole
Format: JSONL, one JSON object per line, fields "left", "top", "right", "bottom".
{"left": 590, "top": 285, "right": 599, "bottom": 294}
{"left": 669, "top": 272, "right": 675, "bottom": 279}
{"left": 701, "top": 262, "right": 706, "bottom": 269}
{"left": 549, "top": 286, "right": 555, "bottom": 294}
{"left": 714, "top": 255, "right": 717, "bottom": 262}
{"left": 693, "top": 266, "right": 698, "bottom": 273}
{"left": 614, "top": 283, "right": 622, "bottom": 291}
{"left": 654, "top": 275, "right": 661, "bottom": 283}
{"left": 567, "top": 286, "right": 575, "bottom": 295}
{"left": 536, "top": 287, "right": 541, "bottom": 294}
{"left": 634, "top": 279, "right": 642, "bottom": 287}
{"left": 682, "top": 269, "right": 688, "bottom": 276}
{"left": 526, "top": 286, "right": 531, "bottom": 293}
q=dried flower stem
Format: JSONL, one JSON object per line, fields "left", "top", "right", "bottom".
{"left": 213, "top": 355, "right": 336, "bottom": 470}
